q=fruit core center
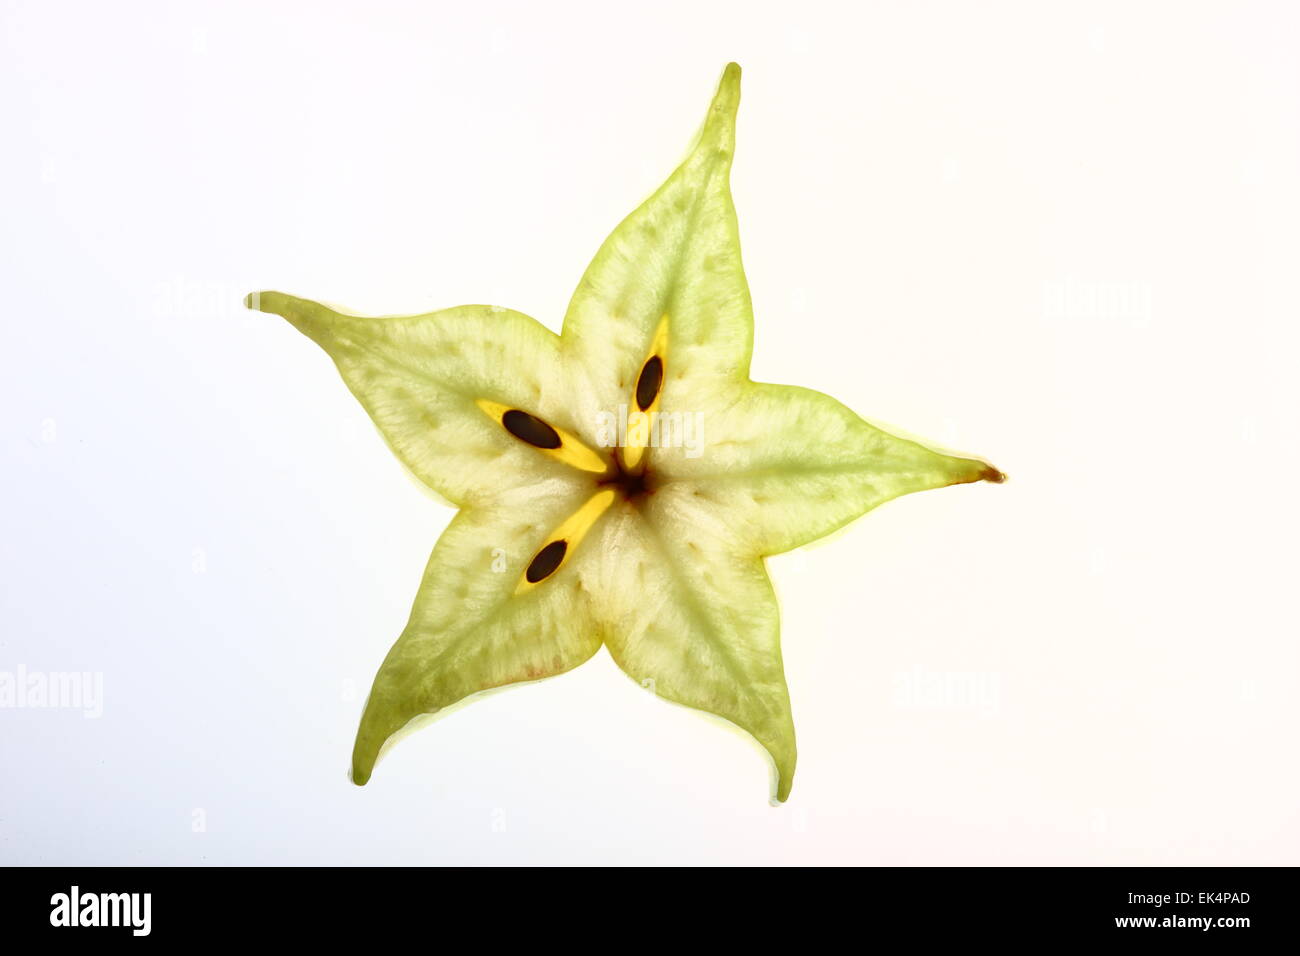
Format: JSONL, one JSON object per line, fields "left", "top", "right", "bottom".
{"left": 601, "top": 462, "right": 652, "bottom": 503}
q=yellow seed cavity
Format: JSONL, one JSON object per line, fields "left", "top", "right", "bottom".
{"left": 622, "top": 314, "right": 670, "bottom": 472}
{"left": 515, "top": 489, "right": 617, "bottom": 594}
{"left": 476, "top": 399, "right": 608, "bottom": 473}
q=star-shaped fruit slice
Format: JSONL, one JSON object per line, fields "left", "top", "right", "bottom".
{"left": 248, "top": 63, "right": 1002, "bottom": 801}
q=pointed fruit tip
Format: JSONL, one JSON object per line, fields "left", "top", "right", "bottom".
{"left": 718, "top": 62, "right": 741, "bottom": 99}
{"left": 700, "top": 63, "right": 742, "bottom": 157}
{"left": 981, "top": 465, "right": 1007, "bottom": 484}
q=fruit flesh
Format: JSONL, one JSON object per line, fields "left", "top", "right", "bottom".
{"left": 248, "top": 64, "right": 1001, "bottom": 801}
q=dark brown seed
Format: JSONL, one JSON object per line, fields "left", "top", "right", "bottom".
{"left": 526, "top": 539, "right": 567, "bottom": 583}
{"left": 635, "top": 355, "right": 663, "bottom": 411}
{"left": 502, "top": 409, "right": 561, "bottom": 449}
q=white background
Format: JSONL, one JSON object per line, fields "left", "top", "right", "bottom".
{"left": 3, "top": 0, "right": 1297, "bottom": 864}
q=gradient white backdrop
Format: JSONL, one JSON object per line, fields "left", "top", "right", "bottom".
{"left": 3, "top": 0, "right": 1298, "bottom": 865}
